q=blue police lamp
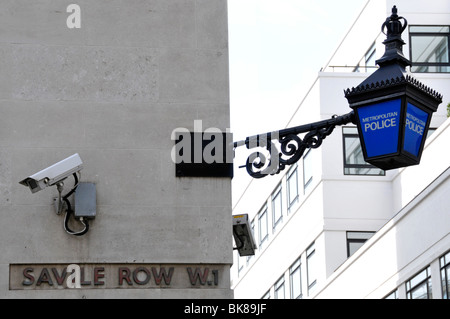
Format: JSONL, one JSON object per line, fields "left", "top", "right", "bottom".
{"left": 344, "top": 6, "right": 442, "bottom": 170}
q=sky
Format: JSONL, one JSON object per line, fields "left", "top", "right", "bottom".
{"left": 227, "top": 0, "right": 369, "bottom": 202}
{"left": 227, "top": 0, "right": 369, "bottom": 141}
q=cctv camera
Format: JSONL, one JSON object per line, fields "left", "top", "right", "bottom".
{"left": 19, "top": 153, "right": 83, "bottom": 193}
{"left": 232, "top": 214, "right": 257, "bottom": 257}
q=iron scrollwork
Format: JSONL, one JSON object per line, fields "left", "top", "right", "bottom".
{"left": 234, "top": 111, "right": 355, "bottom": 179}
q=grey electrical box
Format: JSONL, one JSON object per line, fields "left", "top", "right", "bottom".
{"left": 74, "top": 182, "right": 96, "bottom": 219}
{"left": 232, "top": 214, "right": 256, "bottom": 257}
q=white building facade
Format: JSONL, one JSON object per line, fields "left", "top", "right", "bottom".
{"left": 231, "top": 0, "right": 450, "bottom": 299}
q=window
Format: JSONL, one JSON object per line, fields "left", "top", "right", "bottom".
{"left": 440, "top": 250, "right": 450, "bottom": 299}
{"left": 272, "top": 185, "right": 283, "bottom": 231}
{"left": 306, "top": 243, "right": 317, "bottom": 293}
{"left": 365, "top": 43, "right": 377, "bottom": 69}
{"left": 287, "top": 166, "right": 299, "bottom": 212}
{"left": 303, "top": 150, "right": 313, "bottom": 192}
{"left": 262, "top": 290, "right": 270, "bottom": 299}
{"left": 384, "top": 290, "right": 398, "bottom": 299}
{"left": 354, "top": 42, "right": 377, "bottom": 73}
{"left": 237, "top": 252, "right": 244, "bottom": 274}
{"left": 406, "top": 266, "right": 432, "bottom": 299}
{"left": 274, "top": 276, "right": 285, "bottom": 299}
{"left": 343, "top": 127, "right": 385, "bottom": 176}
{"left": 410, "top": 26, "right": 450, "bottom": 73}
{"left": 346, "top": 231, "right": 375, "bottom": 257}
{"left": 290, "top": 258, "right": 302, "bottom": 299}
{"left": 258, "top": 206, "right": 269, "bottom": 248}
{"left": 427, "top": 128, "right": 437, "bottom": 139}
{"left": 247, "top": 219, "right": 256, "bottom": 263}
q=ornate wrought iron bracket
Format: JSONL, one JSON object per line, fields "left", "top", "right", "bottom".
{"left": 233, "top": 111, "right": 356, "bottom": 178}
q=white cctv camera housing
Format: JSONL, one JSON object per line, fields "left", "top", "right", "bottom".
{"left": 19, "top": 153, "right": 83, "bottom": 193}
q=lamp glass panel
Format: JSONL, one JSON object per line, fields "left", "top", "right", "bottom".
{"left": 357, "top": 99, "right": 402, "bottom": 158}
{"left": 403, "top": 103, "right": 429, "bottom": 157}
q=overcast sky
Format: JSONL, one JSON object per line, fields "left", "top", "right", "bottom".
{"left": 227, "top": 0, "right": 368, "bottom": 141}
{"left": 227, "top": 0, "right": 369, "bottom": 200}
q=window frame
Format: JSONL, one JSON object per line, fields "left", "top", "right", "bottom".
{"left": 306, "top": 243, "right": 317, "bottom": 293}
{"left": 353, "top": 42, "right": 377, "bottom": 73}
{"left": 246, "top": 219, "right": 256, "bottom": 264}
{"left": 237, "top": 251, "right": 244, "bottom": 274}
{"left": 406, "top": 266, "right": 432, "bottom": 299}
{"left": 383, "top": 289, "right": 398, "bottom": 299}
{"left": 289, "top": 258, "right": 303, "bottom": 299}
{"left": 287, "top": 165, "right": 299, "bottom": 212}
{"left": 346, "top": 231, "right": 375, "bottom": 257}
{"left": 440, "top": 250, "right": 450, "bottom": 299}
{"left": 409, "top": 25, "right": 450, "bottom": 73}
{"left": 342, "top": 126, "right": 385, "bottom": 176}
{"left": 271, "top": 185, "right": 283, "bottom": 232}
{"left": 303, "top": 149, "right": 313, "bottom": 192}
{"left": 274, "top": 276, "right": 285, "bottom": 299}
{"left": 365, "top": 42, "right": 377, "bottom": 68}
{"left": 258, "top": 206, "right": 269, "bottom": 248}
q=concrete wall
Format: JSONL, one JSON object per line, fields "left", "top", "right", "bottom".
{"left": 0, "top": 0, "right": 232, "bottom": 298}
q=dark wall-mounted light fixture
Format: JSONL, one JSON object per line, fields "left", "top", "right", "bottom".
{"left": 344, "top": 6, "right": 443, "bottom": 170}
